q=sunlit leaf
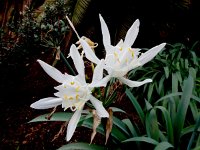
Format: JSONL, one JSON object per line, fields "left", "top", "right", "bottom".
{"left": 122, "top": 136, "right": 159, "bottom": 145}
{"left": 29, "top": 112, "right": 73, "bottom": 122}
{"left": 154, "top": 141, "right": 174, "bottom": 150}
{"left": 57, "top": 142, "right": 107, "bottom": 150}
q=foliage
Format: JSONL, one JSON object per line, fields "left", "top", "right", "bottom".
{"left": 128, "top": 42, "right": 200, "bottom": 103}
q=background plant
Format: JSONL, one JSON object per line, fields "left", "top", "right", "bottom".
{"left": 128, "top": 42, "right": 200, "bottom": 103}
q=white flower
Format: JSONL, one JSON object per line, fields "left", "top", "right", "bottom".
{"left": 79, "top": 14, "right": 166, "bottom": 87}
{"left": 30, "top": 44, "right": 109, "bottom": 141}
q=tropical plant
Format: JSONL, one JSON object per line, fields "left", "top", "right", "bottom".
{"left": 128, "top": 42, "right": 200, "bottom": 103}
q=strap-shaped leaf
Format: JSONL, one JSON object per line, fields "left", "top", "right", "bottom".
{"left": 154, "top": 141, "right": 174, "bottom": 150}
{"left": 57, "top": 142, "right": 107, "bottom": 150}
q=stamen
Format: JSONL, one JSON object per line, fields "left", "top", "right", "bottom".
{"left": 131, "top": 51, "right": 134, "bottom": 58}
{"left": 125, "top": 58, "right": 128, "bottom": 63}
{"left": 69, "top": 96, "right": 73, "bottom": 100}
{"left": 76, "top": 94, "right": 79, "bottom": 100}
{"left": 64, "top": 94, "right": 68, "bottom": 100}
{"left": 70, "top": 81, "right": 75, "bottom": 85}
{"left": 75, "top": 86, "right": 80, "bottom": 92}
{"left": 119, "top": 47, "right": 123, "bottom": 51}
{"left": 114, "top": 52, "right": 118, "bottom": 57}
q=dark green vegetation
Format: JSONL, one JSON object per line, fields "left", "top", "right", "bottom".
{"left": 0, "top": 0, "right": 200, "bottom": 150}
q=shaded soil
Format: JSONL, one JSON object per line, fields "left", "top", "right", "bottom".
{"left": 0, "top": 102, "right": 108, "bottom": 150}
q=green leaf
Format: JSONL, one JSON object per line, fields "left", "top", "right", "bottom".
{"left": 145, "top": 108, "right": 159, "bottom": 141}
{"left": 57, "top": 142, "right": 107, "bottom": 150}
{"left": 125, "top": 88, "right": 145, "bottom": 125}
{"left": 122, "top": 119, "right": 138, "bottom": 137}
{"left": 72, "top": 0, "right": 92, "bottom": 26}
{"left": 187, "top": 117, "right": 200, "bottom": 150}
{"left": 172, "top": 73, "right": 178, "bottom": 93}
{"left": 174, "top": 75, "right": 194, "bottom": 145}
{"left": 147, "top": 83, "right": 154, "bottom": 102}
{"left": 113, "top": 116, "right": 131, "bottom": 137}
{"left": 154, "top": 141, "right": 174, "bottom": 150}
{"left": 189, "top": 100, "right": 199, "bottom": 121}
{"left": 155, "top": 92, "right": 182, "bottom": 104}
{"left": 110, "top": 107, "right": 126, "bottom": 114}
{"left": 154, "top": 106, "right": 174, "bottom": 144}
{"left": 164, "top": 67, "right": 169, "bottom": 79}
{"left": 29, "top": 112, "right": 73, "bottom": 123}
{"left": 122, "top": 136, "right": 159, "bottom": 145}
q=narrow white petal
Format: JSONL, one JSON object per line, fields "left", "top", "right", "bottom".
{"left": 89, "top": 95, "right": 109, "bottom": 118}
{"left": 118, "top": 77, "right": 152, "bottom": 87}
{"left": 89, "top": 75, "right": 111, "bottom": 88}
{"left": 69, "top": 44, "right": 85, "bottom": 77}
{"left": 80, "top": 39, "right": 100, "bottom": 64}
{"left": 124, "top": 19, "right": 140, "bottom": 47}
{"left": 37, "top": 59, "right": 65, "bottom": 83}
{"left": 66, "top": 109, "right": 83, "bottom": 141}
{"left": 30, "top": 97, "right": 62, "bottom": 109}
{"left": 138, "top": 43, "right": 166, "bottom": 66}
{"left": 99, "top": 14, "right": 112, "bottom": 53}
{"left": 91, "top": 59, "right": 105, "bottom": 82}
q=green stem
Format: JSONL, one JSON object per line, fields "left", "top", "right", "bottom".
{"left": 60, "top": 51, "right": 76, "bottom": 76}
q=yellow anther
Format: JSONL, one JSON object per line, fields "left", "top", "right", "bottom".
{"left": 64, "top": 94, "right": 68, "bottom": 100}
{"left": 75, "top": 86, "right": 80, "bottom": 92}
{"left": 69, "top": 96, "right": 73, "bottom": 100}
{"left": 131, "top": 51, "right": 134, "bottom": 58}
{"left": 125, "top": 58, "right": 128, "bottom": 63}
{"left": 114, "top": 52, "right": 118, "bottom": 57}
{"left": 128, "top": 47, "right": 132, "bottom": 51}
{"left": 64, "top": 85, "right": 67, "bottom": 88}
{"left": 70, "top": 81, "right": 75, "bottom": 85}
{"left": 119, "top": 47, "right": 123, "bottom": 51}
{"left": 76, "top": 94, "right": 79, "bottom": 100}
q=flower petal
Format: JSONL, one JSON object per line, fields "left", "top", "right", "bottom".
{"left": 89, "top": 95, "right": 109, "bottom": 118}
{"left": 80, "top": 39, "right": 100, "bottom": 64}
{"left": 66, "top": 108, "right": 83, "bottom": 141}
{"left": 30, "top": 97, "right": 62, "bottom": 109}
{"left": 118, "top": 77, "right": 152, "bottom": 87}
{"left": 37, "top": 59, "right": 65, "bottom": 83}
{"left": 89, "top": 75, "right": 111, "bottom": 88}
{"left": 99, "top": 14, "right": 112, "bottom": 53}
{"left": 138, "top": 43, "right": 166, "bottom": 66}
{"left": 123, "top": 19, "right": 140, "bottom": 48}
{"left": 69, "top": 44, "right": 85, "bottom": 77}
{"left": 91, "top": 59, "right": 105, "bottom": 83}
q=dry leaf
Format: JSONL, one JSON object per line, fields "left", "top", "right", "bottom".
{"left": 45, "top": 106, "right": 57, "bottom": 120}
{"left": 90, "top": 109, "right": 101, "bottom": 144}
{"left": 105, "top": 108, "right": 113, "bottom": 145}
{"left": 51, "top": 121, "right": 68, "bottom": 142}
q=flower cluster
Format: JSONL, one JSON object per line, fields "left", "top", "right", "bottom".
{"left": 30, "top": 14, "right": 166, "bottom": 141}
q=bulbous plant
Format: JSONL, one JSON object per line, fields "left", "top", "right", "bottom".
{"left": 29, "top": 13, "right": 167, "bottom": 150}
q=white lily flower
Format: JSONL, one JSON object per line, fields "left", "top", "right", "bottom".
{"left": 80, "top": 14, "right": 166, "bottom": 87}
{"left": 30, "top": 44, "right": 109, "bottom": 141}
